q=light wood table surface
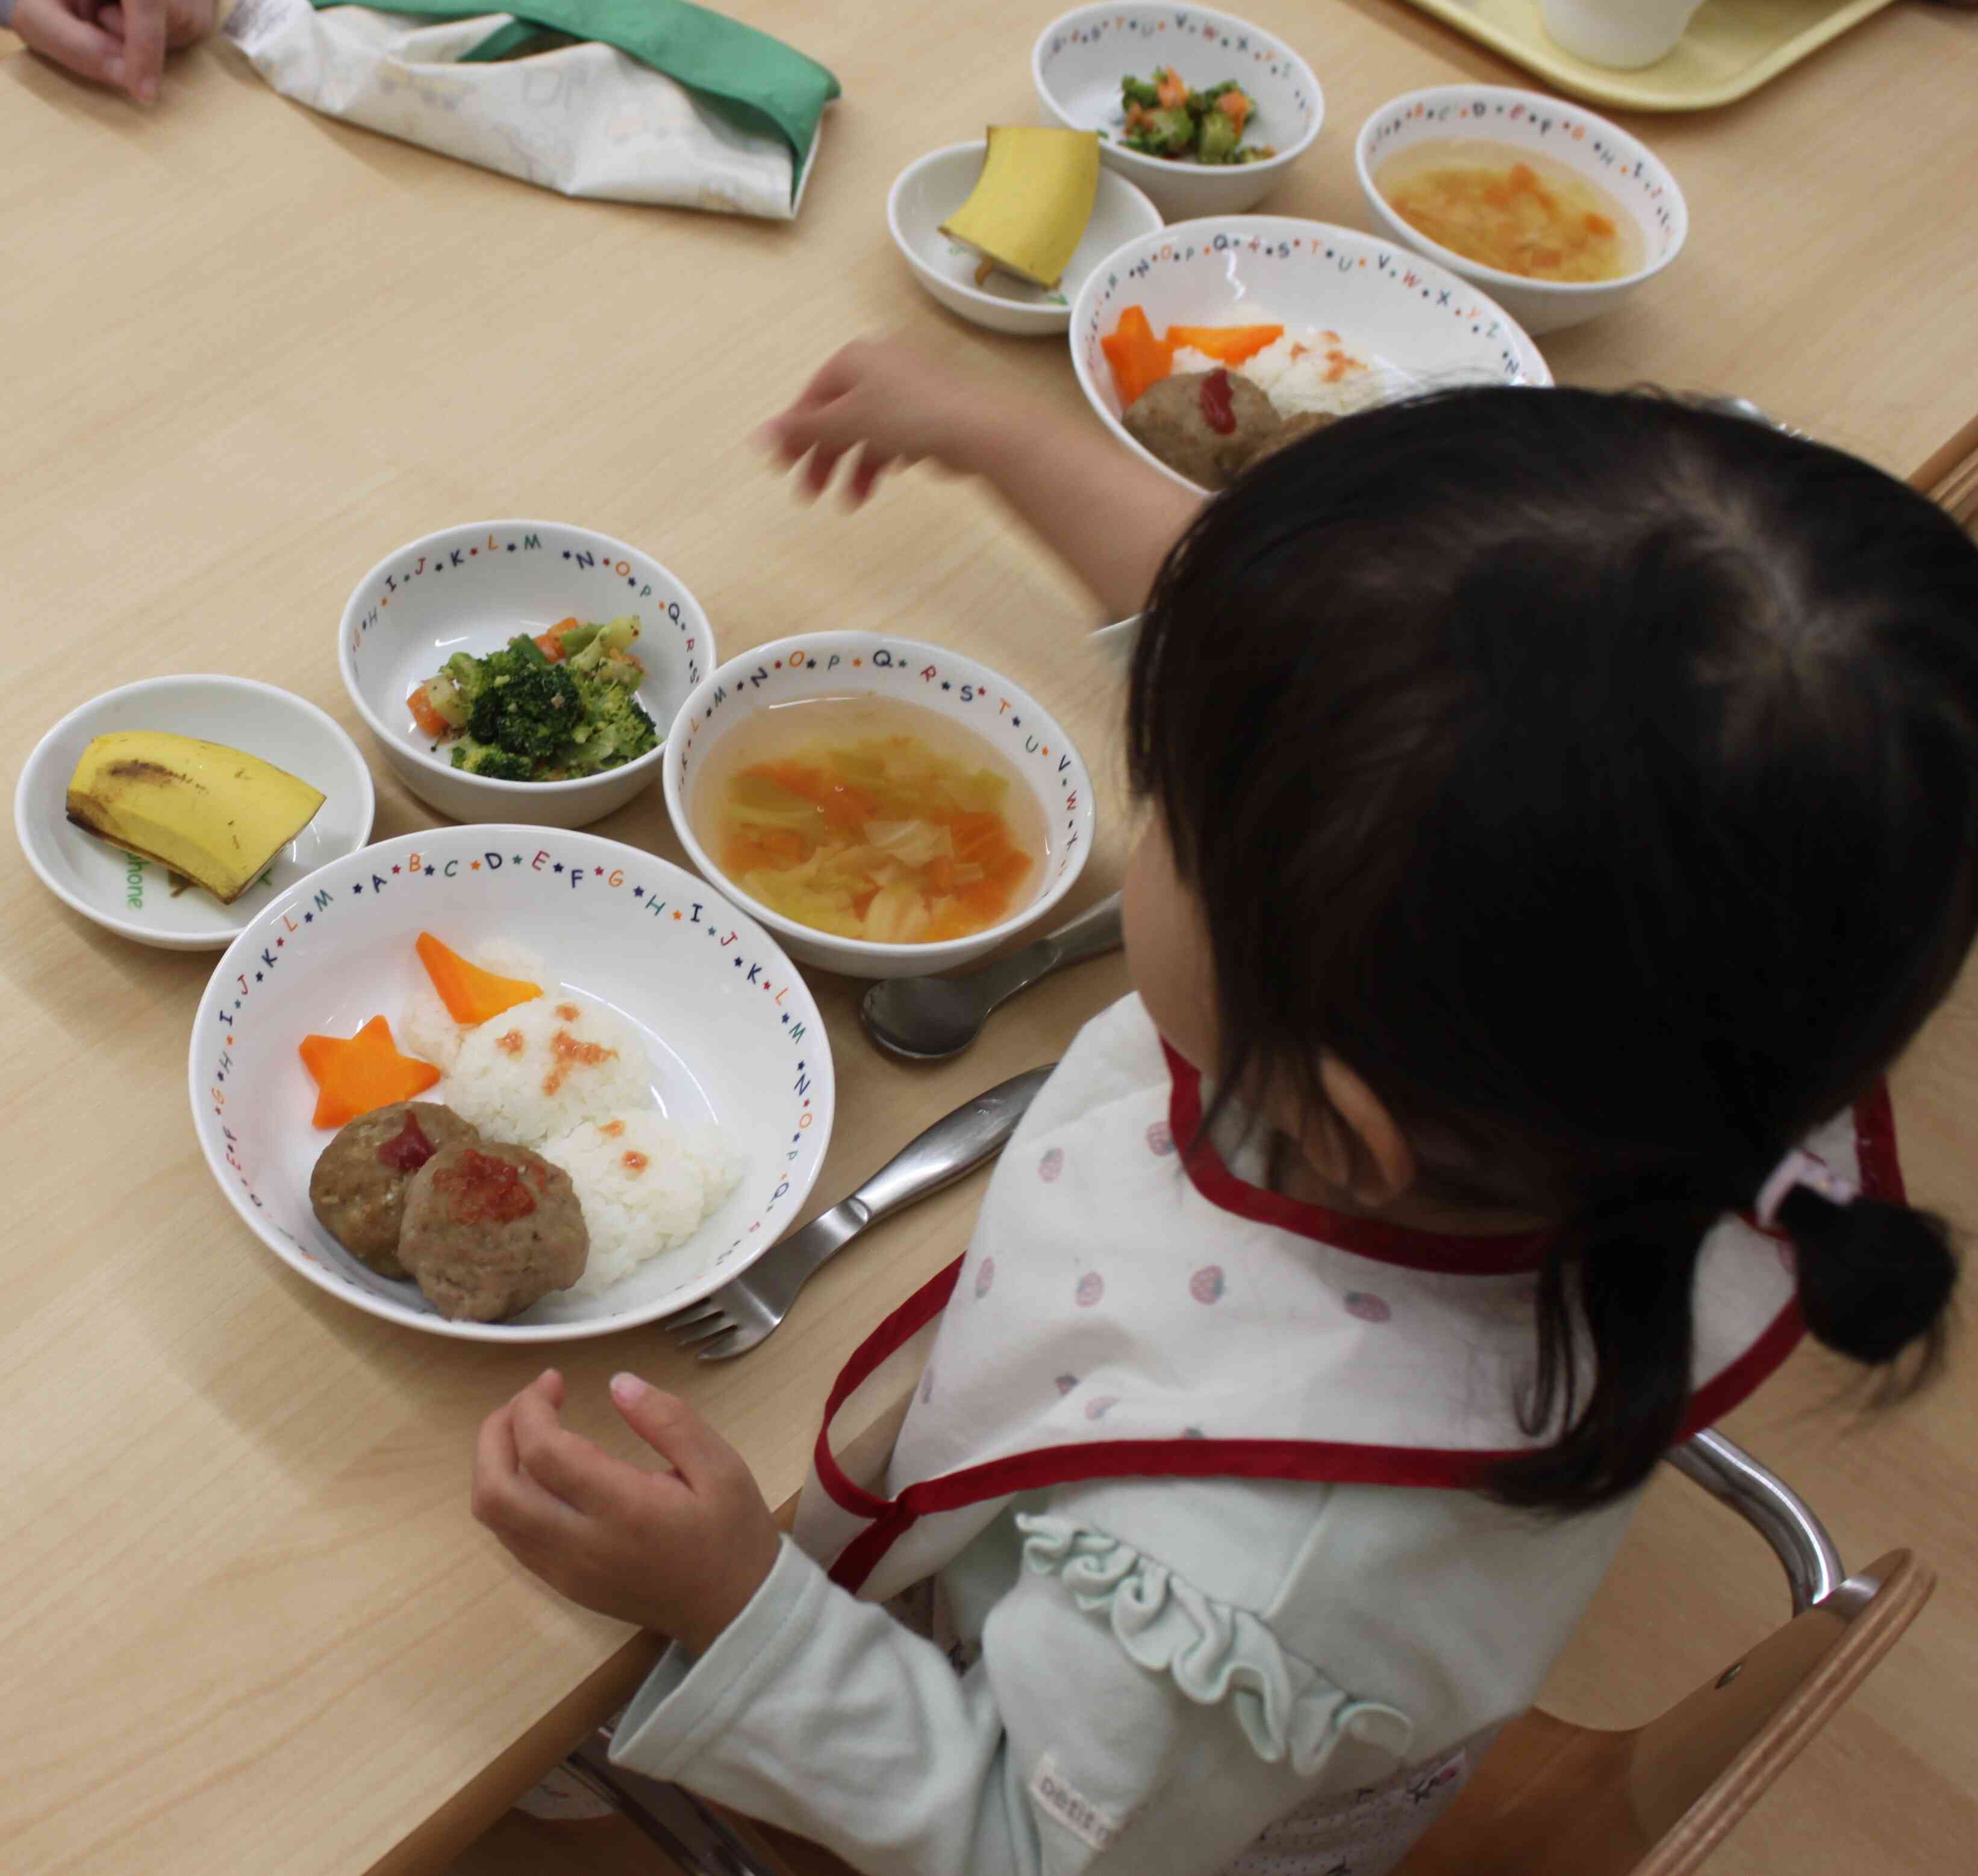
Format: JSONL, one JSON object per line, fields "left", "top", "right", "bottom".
{"left": 4, "top": 5, "right": 1976, "bottom": 1875}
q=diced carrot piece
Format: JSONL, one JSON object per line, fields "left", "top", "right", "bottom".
{"left": 1099, "top": 305, "right": 1175, "bottom": 409}
{"left": 1164, "top": 322, "right": 1284, "bottom": 366}
{"left": 407, "top": 687, "right": 448, "bottom": 739}
{"left": 1217, "top": 90, "right": 1250, "bottom": 134}
{"left": 415, "top": 931, "right": 543, "bottom": 1027}
{"left": 1584, "top": 212, "right": 1616, "bottom": 238}
{"left": 1157, "top": 66, "right": 1186, "bottom": 108}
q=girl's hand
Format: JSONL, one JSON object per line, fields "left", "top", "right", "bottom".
{"left": 472, "top": 1369, "right": 781, "bottom": 1657}
{"left": 759, "top": 338, "right": 995, "bottom": 506}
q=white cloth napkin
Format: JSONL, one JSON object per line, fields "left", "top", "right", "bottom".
{"left": 223, "top": 0, "right": 822, "bottom": 220}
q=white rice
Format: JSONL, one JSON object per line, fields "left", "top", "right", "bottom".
{"left": 541, "top": 1112, "right": 745, "bottom": 1297}
{"left": 402, "top": 937, "right": 547, "bottom": 1074}
{"left": 443, "top": 991, "right": 653, "bottom": 1146}
{"left": 1173, "top": 331, "right": 1425, "bottom": 422}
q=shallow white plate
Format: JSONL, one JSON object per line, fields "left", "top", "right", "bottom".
{"left": 337, "top": 520, "right": 713, "bottom": 831}
{"left": 14, "top": 675, "right": 376, "bottom": 952}
{"left": 1033, "top": 4, "right": 1323, "bottom": 220}
{"left": 1069, "top": 216, "right": 1552, "bottom": 493}
{"left": 188, "top": 825, "right": 834, "bottom": 1343}
{"left": 887, "top": 141, "right": 1162, "bottom": 337}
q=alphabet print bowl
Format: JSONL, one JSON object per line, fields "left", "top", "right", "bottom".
{"left": 337, "top": 520, "right": 713, "bottom": 831}
{"left": 1356, "top": 87, "right": 1688, "bottom": 336}
{"left": 1070, "top": 216, "right": 1551, "bottom": 494}
{"left": 888, "top": 141, "right": 1162, "bottom": 337}
{"left": 1033, "top": 4, "right": 1323, "bottom": 220}
{"left": 188, "top": 825, "right": 834, "bottom": 1343}
{"left": 14, "top": 675, "right": 375, "bottom": 952}
{"left": 664, "top": 633, "right": 1096, "bottom": 979}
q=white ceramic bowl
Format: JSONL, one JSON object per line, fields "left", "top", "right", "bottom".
{"left": 14, "top": 675, "right": 375, "bottom": 952}
{"left": 887, "top": 141, "right": 1162, "bottom": 337}
{"left": 187, "top": 824, "right": 834, "bottom": 1343}
{"left": 1356, "top": 86, "right": 1688, "bottom": 336}
{"left": 663, "top": 632, "right": 1095, "bottom": 979}
{"left": 337, "top": 520, "right": 713, "bottom": 831}
{"left": 1033, "top": 4, "right": 1323, "bottom": 220}
{"left": 1069, "top": 216, "right": 1552, "bottom": 495}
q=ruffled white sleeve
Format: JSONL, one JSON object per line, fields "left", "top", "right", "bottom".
{"left": 610, "top": 1510, "right": 1415, "bottom": 1876}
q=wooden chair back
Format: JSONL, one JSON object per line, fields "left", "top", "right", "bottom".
{"left": 1397, "top": 1548, "right": 1934, "bottom": 1876}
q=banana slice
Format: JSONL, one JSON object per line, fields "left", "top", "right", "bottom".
{"left": 941, "top": 127, "right": 1100, "bottom": 290}
{"left": 66, "top": 731, "right": 326, "bottom": 904}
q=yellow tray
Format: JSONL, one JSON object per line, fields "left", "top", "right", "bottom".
{"left": 1399, "top": 0, "right": 1902, "bottom": 111}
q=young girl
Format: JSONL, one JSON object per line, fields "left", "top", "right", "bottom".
{"left": 471, "top": 348, "right": 1978, "bottom": 1876}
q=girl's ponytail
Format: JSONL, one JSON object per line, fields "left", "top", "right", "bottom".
{"left": 1782, "top": 1187, "right": 1958, "bottom": 1368}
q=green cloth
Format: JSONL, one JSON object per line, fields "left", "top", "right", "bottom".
{"left": 311, "top": 0, "right": 840, "bottom": 187}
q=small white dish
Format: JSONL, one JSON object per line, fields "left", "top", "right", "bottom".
{"left": 1540, "top": 0, "right": 1705, "bottom": 70}
{"left": 1033, "top": 3, "right": 1323, "bottom": 220}
{"left": 14, "top": 675, "right": 375, "bottom": 952}
{"left": 187, "top": 824, "right": 834, "bottom": 1343}
{"left": 1356, "top": 86, "right": 1688, "bottom": 337}
{"left": 888, "top": 141, "right": 1162, "bottom": 337}
{"left": 1069, "top": 216, "right": 1550, "bottom": 495}
{"left": 663, "top": 631, "right": 1096, "bottom": 980}
{"left": 337, "top": 520, "right": 713, "bottom": 831}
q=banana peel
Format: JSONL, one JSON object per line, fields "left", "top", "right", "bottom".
{"left": 66, "top": 730, "right": 325, "bottom": 904}
{"left": 941, "top": 127, "right": 1100, "bottom": 290}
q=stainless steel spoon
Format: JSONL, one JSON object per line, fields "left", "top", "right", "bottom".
{"left": 861, "top": 892, "right": 1124, "bottom": 1061}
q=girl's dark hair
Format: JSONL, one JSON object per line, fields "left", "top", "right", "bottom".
{"left": 1128, "top": 388, "right": 1978, "bottom": 1511}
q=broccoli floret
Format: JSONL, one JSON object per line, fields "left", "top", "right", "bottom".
{"left": 565, "top": 670, "right": 658, "bottom": 774}
{"left": 1124, "top": 105, "right": 1195, "bottom": 157}
{"left": 1197, "top": 109, "right": 1240, "bottom": 164}
{"left": 1121, "top": 73, "right": 1161, "bottom": 109}
{"left": 450, "top": 738, "right": 532, "bottom": 781}
{"left": 466, "top": 655, "right": 582, "bottom": 766}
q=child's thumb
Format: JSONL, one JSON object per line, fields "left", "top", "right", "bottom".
{"left": 609, "top": 1373, "right": 725, "bottom": 1483}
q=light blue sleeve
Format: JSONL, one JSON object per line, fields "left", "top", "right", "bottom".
{"left": 610, "top": 1524, "right": 1416, "bottom": 1876}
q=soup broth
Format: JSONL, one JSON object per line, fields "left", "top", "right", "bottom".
{"left": 1376, "top": 141, "right": 1643, "bottom": 284}
{"left": 691, "top": 694, "right": 1047, "bottom": 945}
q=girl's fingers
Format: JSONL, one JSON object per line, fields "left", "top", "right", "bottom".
{"left": 609, "top": 1373, "right": 738, "bottom": 1492}
{"left": 845, "top": 447, "right": 891, "bottom": 508}
{"left": 802, "top": 445, "right": 845, "bottom": 499}
{"left": 471, "top": 1406, "right": 575, "bottom": 1537}
{"left": 510, "top": 1379, "right": 631, "bottom": 1518}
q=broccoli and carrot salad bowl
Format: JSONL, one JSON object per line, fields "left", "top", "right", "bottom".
{"left": 405, "top": 616, "right": 659, "bottom": 784}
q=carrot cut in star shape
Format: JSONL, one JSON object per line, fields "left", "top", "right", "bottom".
{"left": 415, "top": 931, "right": 541, "bottom": 1026}
{"left": 298, "top": 1016, "right": 440, "bottom": 1129}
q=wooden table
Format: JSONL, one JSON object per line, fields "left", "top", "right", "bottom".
{"left": 4, "top": 5, "right": 1976, "bottom": 1875}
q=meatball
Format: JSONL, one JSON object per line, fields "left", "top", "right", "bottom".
{"left": 310, "top": 1102, "right": 480, "bottom": 1278}
{"left": 398, "top": 1140, "right": 588, "bottom": 1323}
{"left": 1246, "top": 408, "right": 1338, "bottom": 467}
{"left": 1123, "top": 369, "right": 1281, "bottom": 491}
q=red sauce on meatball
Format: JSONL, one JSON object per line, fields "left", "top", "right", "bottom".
{"left": 1198, "top": 369, "right": 1237, "bottom": 436}
{"left": 375, "top": 1112, "right": 437, "bottom": 1172}
{"left": 431, "top": 1148, "right": 540, "bottom": 1224}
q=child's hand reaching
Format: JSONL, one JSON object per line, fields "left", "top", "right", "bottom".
{"left": 761, "top": 333, "right": 1204, "bottom": 623}
{"left": 472, "top": 1369, "right": 781, "bottom": 1656}
{"left": 760, "top": 339, "right": 989, "bottom": 506}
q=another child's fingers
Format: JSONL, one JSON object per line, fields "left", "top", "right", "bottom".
{"left": 510, "top": 1382, "right": 628, "bottom": 1516}
{"left": 802, "top": 444, "right": 846, "bottom": 499}
{"left": 18, "top": 2, "right": 128, "bottom": 88}
{"left": 609, "top": 1373, "right": 744, "bottom": 1494}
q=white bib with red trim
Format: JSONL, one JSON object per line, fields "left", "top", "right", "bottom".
{"left": 796, "top": 995, "right": 1892, "bottom": 1605}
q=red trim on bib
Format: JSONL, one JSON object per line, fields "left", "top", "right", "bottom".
{"left": 1165, "top": 1045, "right": 1554, "bottom": 1275}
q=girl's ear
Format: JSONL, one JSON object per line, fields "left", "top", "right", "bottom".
{"left": 1299, "top": 1057, "right": 1417, "bottom": 1208}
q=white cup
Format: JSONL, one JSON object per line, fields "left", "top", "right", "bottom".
{"left": 1539, "top": 0, "right": 1705, "bottom": 69}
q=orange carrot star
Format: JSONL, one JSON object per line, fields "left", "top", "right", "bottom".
{"left": 415, "top": 931, "right": 542, "bottom": 1027}
{"left": 299, "top": 1015, "right": 441, "bottom": 1130}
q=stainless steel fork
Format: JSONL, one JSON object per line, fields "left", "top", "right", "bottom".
{"left": 658, "top": 1063, "right": 1055, "bottom": 1360}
